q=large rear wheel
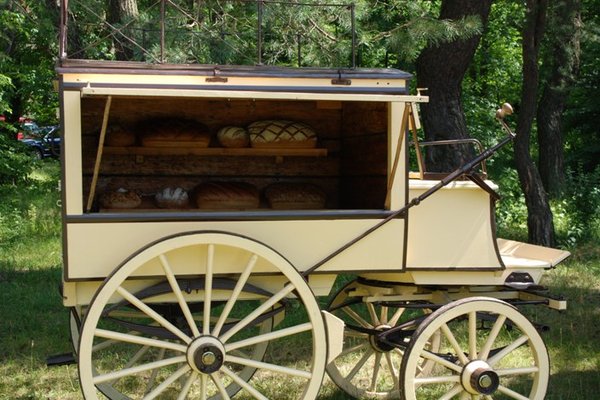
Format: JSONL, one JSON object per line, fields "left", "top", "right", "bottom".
{"left": 78, "top": 232, "right": 327, "bottom": 400}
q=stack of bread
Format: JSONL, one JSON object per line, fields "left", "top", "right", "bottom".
{"left": 194, "top": 182, "right": 260, "bottom": 210}
{"left": 140, "top": 119, "right": 211, "bottom": 148}
{"left": 100, "top": 188, "right": 142, "bottom": 209}
{"left": 265, "top": 182, "right": 326, "bottom": 209}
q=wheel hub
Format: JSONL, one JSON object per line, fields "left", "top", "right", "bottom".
{"left": 369, "top": 324, "right": 395, "bottom": 352}
{"left": 461, "top": 360, "right": 500, "bottom": 395}
{"left": 186, "top": 336, "right": 225, "bottom": 374}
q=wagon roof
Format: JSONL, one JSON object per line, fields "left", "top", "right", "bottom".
{"left": 57, "top": 60, "right": 412, "bottom": 81}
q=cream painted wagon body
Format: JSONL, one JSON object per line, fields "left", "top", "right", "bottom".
{"left": 56, "top": 4, "right": 569, "bottom": 400}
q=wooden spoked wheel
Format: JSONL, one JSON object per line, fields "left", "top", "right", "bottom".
{"left": 78, "top": 232, "right": 327, "bottom": 400}
{"left": 400, "top": 297, "right": 549, "bottom": 400}
{"left": 326, "top": 280, "right": 439, "bottom": 399}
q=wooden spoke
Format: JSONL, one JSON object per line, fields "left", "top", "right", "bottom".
{"left": 380, "top": 305, "right": 389, "bottom": 325}
{"left": 468, "top": 311, "right": 477, "bottom": 360}
{"left": 226, "top": 354, "right": 312, "bottom": 379}
{"left": 440, "top": 322, "right": 469, "bottom": 365}
{"left": 389, "top": 307, "right": 406, "bottom": 326}
{"left": 145, "top": 347, "right": 166, "bottom": 395}
{"left": 95, "top": 329, "right": 187, "bottom": 353}
{"left": 142, "top": 365, "right": 190, "bottom": 400}
{"left": 345, "top": 348, "right": 374, "bottom": 380}
{"left": 487, "top": 335, "right": 530, "bottom": 367}
{"left": 414, "top": 375, "right": 460, "bottom": 386}
{"left": 342, "top": 306, "right": 374, "bottom": 329}
{"left": 369, "top": 353, "right": 382, "bottom": 392}
{"left": 210, "top": 372, "right": 231, "bottom": 400}
{"left": 479, "top": 314, "right": 507, "bottom": 360}
{"left": 159, "top": 254, "right": 201, "bottom": 338}
{"left": 419, "top": 349, "right": 463, "bottom": 373}
{"left": 439, "top": 384, "right": 463, "bottom": 400}
{"left": 221, "top": 366, "right": 269, "bottom": 400}
{"left": 199, "top": 374, "right": 207, "bottom": 400}
{"left": 338, "top": 342, "right": 370, "bottom": 358}
{"left": 116, "top": 286, "right": 191, "bottom": 344}
{"left": 367, "top": 302, "right": 381, "bottom": 326}
{"left": 496, "top": 366, "right": 540, "bottom": 376}
{"left": 203, "top": 244, "right": 214, "bottom": 335}
{"left": 92, "top": 355, "right": 186, "bottom": 384}
{"left": 176, "top": 371, "right": 198, "bottom": 400}
{"left": 497, "top": 384, "right": 530, "bottom": 400}
{"left": 219, "top": 283, "right": 295, "bottom": 343}
{"left": 225, "top": 322, "right": 312, "bottom": 352}
{"left": 384, "top": 352, "right": 400, "bottom": 391}
{"left": 212, "top": 254, "right": 258, "bottom": 337}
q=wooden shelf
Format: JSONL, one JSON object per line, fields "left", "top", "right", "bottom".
{"left": 103, "top": 146, "right": 328, "bottom": 157}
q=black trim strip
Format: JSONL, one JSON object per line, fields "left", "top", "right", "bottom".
{"left": 66, "top": 209, "right": 403, "bottom": 224}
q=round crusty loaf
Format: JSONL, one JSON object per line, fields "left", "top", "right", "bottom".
{"left": 140, "top": 118, "right": 211, "bottom": 148}
{"left": 195, "top": 182, "right": 259, "bottom": 210}
{"left": 248, "top": 120, "right": 317, "bottom": 148}
{"left": 100, "top": 188, "right": 142, "bottom": 209}
{"left": 217, "top": 126, "right": 250, "bottom": 148}
{"left": 155, "top": 187, "right": 189, "bottom": 209}
{"left": 265, "top": 182, "right": 326, "bottom": 209}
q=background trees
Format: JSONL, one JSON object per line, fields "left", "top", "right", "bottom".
{"left": 1, "top": 0, "right": 599, "bottom": 247}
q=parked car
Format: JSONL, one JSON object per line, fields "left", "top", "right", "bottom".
{"left": 20, "top": 125, "right": 61, "bottom": 159}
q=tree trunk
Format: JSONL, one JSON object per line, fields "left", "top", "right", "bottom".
{"left": 536, "top": 0, "right": 582, "bottom": 197}
{"left": 107, "top": 0, "right": 139, "bottom": 60}
{"left": 515, "top": 0, "right": 555, "bottom": 246}
{"left": 416, "top": 0, "right": 493, "bottom": 173}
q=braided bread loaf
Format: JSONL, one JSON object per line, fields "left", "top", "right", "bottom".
{"left": 248, "top": 120, "right": 317, "bottom": 148}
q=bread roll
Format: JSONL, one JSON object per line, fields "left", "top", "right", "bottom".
{"left": 100, "top": 188, "right": 142, "bottom": 209}
{"left": 155, "top": 187, "right": 189, "bottom": 208}
{"left": 248, "top": 120, "right": 317, "bottom": 148}
{"left": 140, "top": 119, "right": 211, "bottom": 148}
{"left": 194, "top": 182, "right": 259, "bottom": 209}
{"left": 217, "top": 126, "right": 250, "bottom": 148}
{"left": 265, "top": 183, "right": 326, "bottom": 209}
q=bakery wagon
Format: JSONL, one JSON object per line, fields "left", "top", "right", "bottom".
{"left": 55, "top": 2, "right": 570, "bottom": 400}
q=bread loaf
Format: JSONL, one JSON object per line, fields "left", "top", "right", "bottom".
{"left": 100, "top": 188, "right": 142, "bottom": 209}
{"left": 155, "top": 187, "right": 189, "bottom": 208}
{"left": 248, "top": 120, "right": 317, "bottom": 148}
{"left": 217, "top": 126, "right": 250, "bottom": 148}
{"left": 195, "top": 182, "right": 259, "bottom": 209}
{"left": 265, "top": 183, "right": 326, "bottom": 209}
{"left": 140, "top": 119, "right": 211, "bottom": 148}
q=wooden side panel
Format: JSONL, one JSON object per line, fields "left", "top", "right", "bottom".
{"left": 406, "top": 181, "right": 502, "bottom": 270}
{"left": 66, "top": 219, "right": 406, "bottom": 280}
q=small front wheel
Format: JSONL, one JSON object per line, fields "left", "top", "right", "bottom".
{"left": 400, "top": 297, "right": 549, "bottom": 400}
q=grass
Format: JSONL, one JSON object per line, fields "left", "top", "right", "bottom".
{"left": 1, "top": 161, "right": 600, "bottom": 399}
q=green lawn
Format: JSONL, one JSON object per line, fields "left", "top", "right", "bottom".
{"left": 1, "top": 162, "right": 599, "bottom": 399}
